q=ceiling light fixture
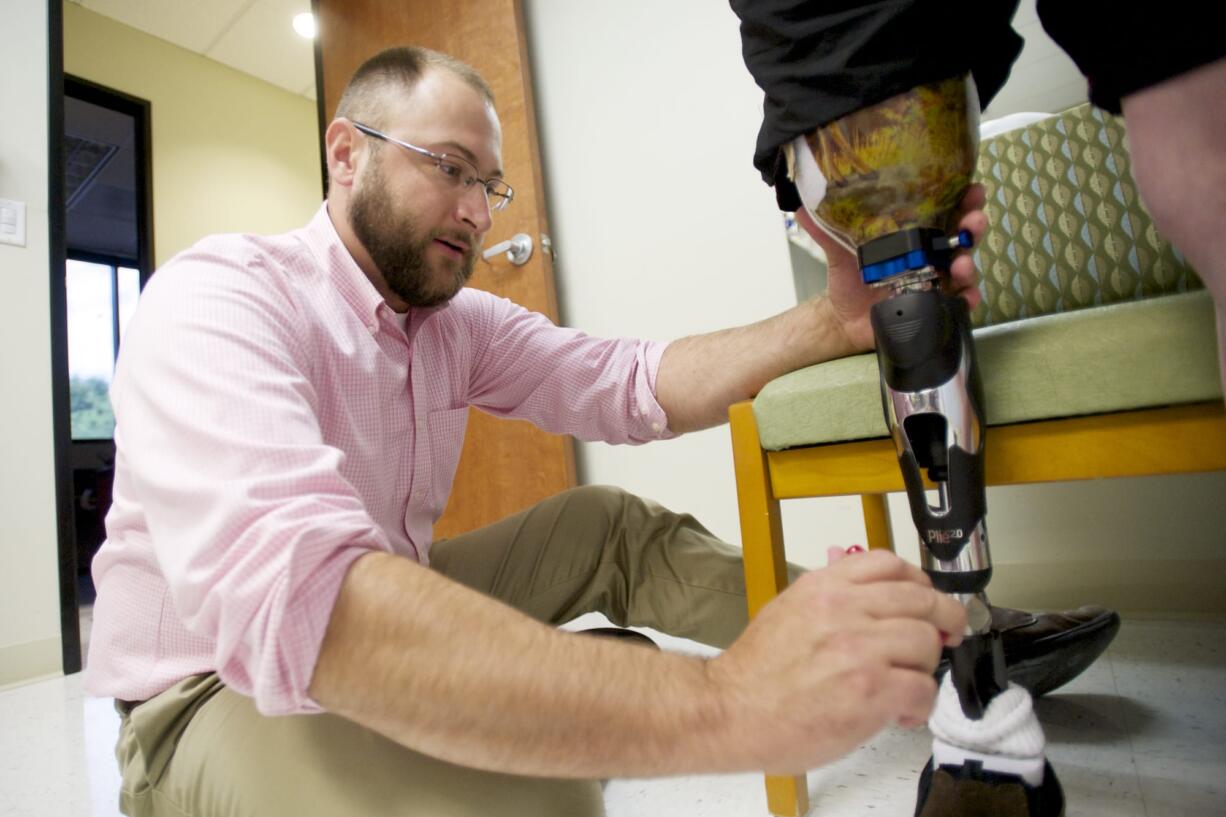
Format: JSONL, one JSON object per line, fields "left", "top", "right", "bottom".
{"left": 292, "top": 12, "right": 316, "bottom": 39}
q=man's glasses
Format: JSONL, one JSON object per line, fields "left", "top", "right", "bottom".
{"left": 352, "top": 121, "right": 514, "bottom": 212}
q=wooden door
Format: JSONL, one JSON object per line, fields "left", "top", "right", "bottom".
{"left": 315, "top": 0, "right": 576, "bottom": 538}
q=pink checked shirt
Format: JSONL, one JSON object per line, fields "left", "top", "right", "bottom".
{"left": 85, "top": 204, "right": 672, "bottom": 715}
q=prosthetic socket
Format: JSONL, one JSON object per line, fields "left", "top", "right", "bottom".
{"left": 788, "top": 75, "right": 1004, "bottom": 718}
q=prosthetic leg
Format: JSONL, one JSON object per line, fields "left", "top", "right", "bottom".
{"left": 787, "top": 76, "right": 1064, "bottom": 816}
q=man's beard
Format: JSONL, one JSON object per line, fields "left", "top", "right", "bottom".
{"left": 349, "top": 163, "right": 476, "bottom": 308}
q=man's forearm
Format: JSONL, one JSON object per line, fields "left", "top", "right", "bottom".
{"left": 308, "top": 551, "right": 738, "bottom": 778}
{"left": 654, "top": 296, "right": 861, "bottom": 433}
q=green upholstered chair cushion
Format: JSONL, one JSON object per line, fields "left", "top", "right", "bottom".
{"left": 971, "top": 104, "right": 1202, "bottom": 328}
{"left": 753, "top": 290, "right": 1221, "bottom": 451}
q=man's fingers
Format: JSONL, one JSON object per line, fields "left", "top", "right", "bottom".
{"left": 848, "top": 617, "right": 946, "bottom": 674}
{"left": 957, "top": 207, "right": 988, "bottom": 247}
{"left": 965, "top": 181, "right": 988, "bottom": 207}
{"left": 883, "top": 667, "right": 939, "bottom": 727}
{"left": 828, "top": 549, "right": 932, "bottom": 587}
{"left": 945, "top": 182, "right": 988, "bottom": 310}
{"left": 948, "top": 253, "right": 983, "bottom": 310}
{"left": 807, "top": 554, "right": 967, "bottom": 647}
{"left": 858, "top": 581, "right": 968, "bottom": 643}
{"left": 958, "top": 182, "right": 987, "bottom": 221}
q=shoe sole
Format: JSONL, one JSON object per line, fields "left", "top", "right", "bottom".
{"left": 916, "top": 757, "right": 1066, "bottom": 816}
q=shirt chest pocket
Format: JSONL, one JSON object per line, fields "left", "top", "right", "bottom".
{"left": 424, "top": 407, "right": 470, "bottom": 519}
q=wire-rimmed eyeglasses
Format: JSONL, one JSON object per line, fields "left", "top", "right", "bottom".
{"left": 351, "top": 121, "right": 514, "bottom": 212}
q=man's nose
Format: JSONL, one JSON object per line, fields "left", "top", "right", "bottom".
{"left": 455, "top": 183, "right": 493, "bottom": 232}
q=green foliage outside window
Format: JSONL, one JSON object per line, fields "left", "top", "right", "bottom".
{"left": 71, "top": 375, "right": 115, "bottom": 440}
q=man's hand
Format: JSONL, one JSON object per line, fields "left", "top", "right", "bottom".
{"left": 799, "top": 184, "right": 989, "bottom": 353}
{"left": 653, "top": 185, "right": 989, "bottom": 433}
{"left": 706, "top": 550, "right": 966, "bottom": 775}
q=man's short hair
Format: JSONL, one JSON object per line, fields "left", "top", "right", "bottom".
{"left": 334, "top": 46, "right": 495, "bottom": 129}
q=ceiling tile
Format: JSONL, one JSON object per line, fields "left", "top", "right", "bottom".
{"left": 205, "top": 0, "right": 315, "bottom": 98}
{"left": 80, "top": 0, "right": 253, "bottom": 54}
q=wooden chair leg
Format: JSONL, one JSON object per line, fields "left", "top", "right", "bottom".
{"left": 860, "top": 494, "right": 894, "bottom": 553}
{"left": 729, "top": 403, "right": 810, "bottom": 817}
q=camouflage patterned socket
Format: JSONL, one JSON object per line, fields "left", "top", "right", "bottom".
{"left": 790, "top": 74, "right": 980, "bottom": 253}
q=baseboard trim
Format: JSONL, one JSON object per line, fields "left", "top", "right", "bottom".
{"left": 0, "top": 637, "right": 63, "bottom": 689}
{"left": 987, "top": 558, "right": 1226, "bottom": 616}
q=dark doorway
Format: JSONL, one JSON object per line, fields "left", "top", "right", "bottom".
{"left": 59, "top": 75, "right": 154, "bottom": 669}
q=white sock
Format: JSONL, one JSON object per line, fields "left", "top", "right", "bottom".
{"left": 928, "top": 674, "right": 1047, "bottom": 785}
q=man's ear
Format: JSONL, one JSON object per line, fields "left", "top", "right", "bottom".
{"left": 325, "top": 119, "right": 360, "bottom": 189}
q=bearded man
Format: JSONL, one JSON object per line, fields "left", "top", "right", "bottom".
{"left": 88, "top": 45, "right": 999, "bottom": 817}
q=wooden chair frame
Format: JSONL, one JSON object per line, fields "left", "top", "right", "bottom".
{"left": 729, "top": 400, "right": 1226, "bottom": 816}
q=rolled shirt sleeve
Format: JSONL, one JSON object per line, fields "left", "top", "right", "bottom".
{"left": 446, "top": 289, "right": 675, "bottom": 444}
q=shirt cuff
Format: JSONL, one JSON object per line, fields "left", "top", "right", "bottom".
{"left": 280, "top": 545, "right": 377, "bottom": 716}
{"left": 639, "top": 339, "right": 677, "bottom": 440}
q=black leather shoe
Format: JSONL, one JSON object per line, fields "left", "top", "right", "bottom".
{"left": 915, "top": 757, "right": 1065, "bottom": 817}
{"left": 938, "top": 606, "right": 1121, "bottom": 698}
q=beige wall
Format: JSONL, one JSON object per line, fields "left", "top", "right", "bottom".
{"left": 63, "top": 2, "right": 321, "bottom": 266}
{"left": 0, "top": 0, "right": 63, "bottom": 687}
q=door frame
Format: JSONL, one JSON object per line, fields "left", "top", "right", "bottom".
{"left": 311, "top": 0, "right": 329, "bottom": 200}
{"left": 48, "top": 0, "right": 79, "bottom": 676}
{"left": 62, "top": 75, "right": 155, "bottom": 290}
{"left": 48, "top": 4, "right": 156, "bottom": 673}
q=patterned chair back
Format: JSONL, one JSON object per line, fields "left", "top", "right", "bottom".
{"left": 971, "top": 103, "right": 1202, "bottom": 328}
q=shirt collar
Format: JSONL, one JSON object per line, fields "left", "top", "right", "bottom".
{"left": 298, "top": 202, "right": 388, "bottom": 326}
{"left": 299, "top": 203, "right": 452, "bottom": 336}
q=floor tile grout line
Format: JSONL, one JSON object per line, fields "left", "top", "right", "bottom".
{"left": 1108, "top": 633, "right": 1150, "bottom": 817}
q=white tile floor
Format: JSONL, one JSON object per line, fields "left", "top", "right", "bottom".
{"left": 1, "top": 613, "right": 1223, "bottom": 816}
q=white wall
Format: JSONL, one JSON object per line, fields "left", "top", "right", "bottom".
{"left": 525, "top": 1, "right": 1226, "bottom": 614}
{"left": 524, "top": 0, "right": 804, "bottom": 552}
{"left": 0, "top": 0, "right": 64, "bottom": 686}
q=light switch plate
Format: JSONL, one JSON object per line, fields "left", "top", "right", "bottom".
{"left": 0, "top": 199, "right": 28, "bottom": 247}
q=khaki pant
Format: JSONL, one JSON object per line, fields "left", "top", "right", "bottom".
{"left": 115, "top": 486, "right": 768, "bottom": 817}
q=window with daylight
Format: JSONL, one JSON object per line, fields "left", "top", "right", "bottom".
{"left": 67, "top": 257, "right": 140, "bottom": 440}
{"left": 64, "top": 75, "right": 152, "bottom": 442}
